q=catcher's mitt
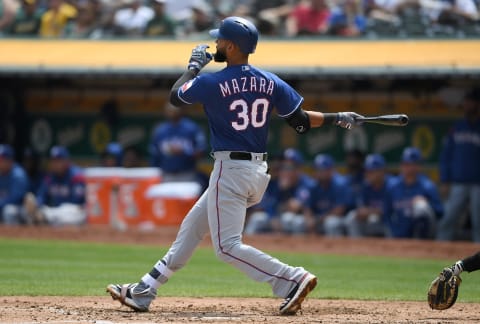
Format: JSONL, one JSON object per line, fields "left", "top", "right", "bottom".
{"left": 427, "top": 268, "right": 462, "bottom": 310}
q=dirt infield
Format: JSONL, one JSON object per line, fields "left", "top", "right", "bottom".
{"left": 1, "top": 225, "right": 479, "bottom": 324}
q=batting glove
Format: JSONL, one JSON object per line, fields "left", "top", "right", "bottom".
{"left": 336, "top": 112, "right": 364, "bottom": 129}
{"left": 188, "top": 44, "right": 212, "bottom": 73}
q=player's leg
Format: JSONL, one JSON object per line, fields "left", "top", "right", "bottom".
{"left": 469, "top": 185, "right": 480, "bottom": 243}
{"left": 323, "top": 214, "right": 346, "bottom": 237}
{"left": 437, "top": 184, "right": 469, "bottom": 241}
{"left": 107, "top": 190, "right": 210, "bottom": 311}
{"left": 208, "top": 158, "right": 316, "bottom": 314}
{"left": 461, "top": 251, "right": 480, "bottom": 272}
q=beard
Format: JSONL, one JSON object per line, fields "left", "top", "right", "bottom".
{"left": 214, "top": 50, "right": 227, "bottom": 62}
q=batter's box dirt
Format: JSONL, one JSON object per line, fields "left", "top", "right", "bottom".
{"left": 1, "top": 297, "right": 480, "bottom": 324}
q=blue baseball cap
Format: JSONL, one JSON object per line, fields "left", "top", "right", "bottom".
{"left": 282, "top": 148, "right": 303, "bottom": 165}
{"left": 50, "top": 146, "right": 70, "bottom": 159}
{"left": 365, "top": 154, "right": 385, "bottom": 171}
{"left": 314, "top": 154, "right": 334, "bottom": 170}
{"left": 0, "top": 144, "right": 14, "bottom": 159}
{"left": 402, "top": 147, "right": 422, "bottom": 163}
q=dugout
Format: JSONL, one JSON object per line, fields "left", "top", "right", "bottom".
{"left": 0, "top": 39, "right": 479, "bottom": 180}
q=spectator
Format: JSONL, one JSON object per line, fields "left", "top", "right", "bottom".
{"left": 0, "top": 144, "right": 29, "bottom": 225}
{"left": 180, "top": 0, "right": 214, "bottom": 38}
{"left": 434, "top": 0, "right": 480, "bottom": 27}
{"left": 304, "top": 154, "right": 351, "bottom": 236}
{"left": 8, "top": 0, "right": 44, "bottom": 36}
{"left": 286, "top": 0, "right": 331, "bottom": 36}
{"left": 344, "top": 153, "right": 390, "bottom": 237}
{"left": 149, "top": 103, "right": 207, "bottom": 183}
{"left": 100, "top": 142, "right": 123, "bottom": 167}
{"left": 438, "top": 88, "right": 480, "bottom": 243}
{"left": 63, "top": 1, "right": 99, "bottom": 38}
{"left": 39, "top": 0, "right": 77, "bottom": 37}
{"left": 209, "top": 0, "right": 250, "bottom": 21}
{"left": 25, "top": 145, "right": 86, "bottom": 226}
{"left": 328, "top": 0, "right": 367, "bottom": 36}
{"left": 0, "top": 0, "right": 19, "bottom": 34}
{"left": 249, "top": 0, "right": 294, "bottom": 35}
{"left": 21, "top": 147, "right": 45, "bottom": 194}
{"left": 244, "top": 148, "right": 314, "bottom": 235}
{"left": 144, "top": 0, "right": 175, "bottom": 37}
{"left": 383, "top": 147, "right": 443, "bottom": 239}
{"left": 113, "top": 0, "right": 154, "bottom": 37}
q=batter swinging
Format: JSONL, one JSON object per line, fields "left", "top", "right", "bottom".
{"left": 107, "top": 16, "right": 364, "bottom": 315}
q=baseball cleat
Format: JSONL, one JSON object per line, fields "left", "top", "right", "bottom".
{"left": 106, "top": 282, "right": 156, "bottom": 312}
{"left": 279, "top": 273, "right": 317, "bottom": 315}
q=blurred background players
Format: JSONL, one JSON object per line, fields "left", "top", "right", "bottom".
{"left": 149, "top": 103, "right": 207, "bottom": 184}
{"left": 0, "top": 144, "right": 29, "bottom": 225}
{"left": 344, "top": 153, "right": 390, "bottom": 238}
{"left": 100, "top": 142, "right": 123, "bottom": 167}
{"left": 25, "top": 145, "right": 86, "bottom": 226}
{"left": 438, "top": 88, "right": 480, "bottom": 242}
{"left": 303, "top": 154, "right": 351, "bottom": 236}
{"left": 383, "top": 147, "right": 443, "bottom": 239}
{"left": 244, "top": 148, "right": 313, "bottom": 235}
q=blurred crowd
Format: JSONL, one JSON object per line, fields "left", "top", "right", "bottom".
{"left": 0, "top": 0, "right": 478, "bottom": 39}
{"left": 0, "top": 88, "right": 479, "bottom": 243}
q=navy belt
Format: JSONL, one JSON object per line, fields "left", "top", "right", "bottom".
{"left": 229, "top": 152, "right": 268, "bottom": 161}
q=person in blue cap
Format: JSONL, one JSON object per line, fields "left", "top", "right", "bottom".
{"left": 383, "top": 147, "right": 443, "bottom": 239}
{"left": 244, "top": 147, "right": 314, "bottom": 235}
{"left": 25, "top": 145, "right": 86, "bottom": 226}
{"left": 0, "top": 144, "right": 29, "bottom": 225}
{"left": 100, "top": 142, "right": 123, "bottom": 167}
{"left": 303, "top": 153, "right": 352, "bottom": 236}
{"left": 344, "top": 153, "right": 393, "bottom": 238}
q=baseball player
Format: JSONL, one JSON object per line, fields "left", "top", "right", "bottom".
{"left": 304, "top": 154, "right": 352, "bottom": 236}
{"left": 25, "top": 146, "right": 86, "bottom": 226}
{"left": 0, "top": 144, "right": 29, "bottom": 225}
{"left": 383, "top": 147, "right": 443, "bottom": 239}
{"left": 428, "top": 251, "right": 480, "bottom": 310}
{"left": 344, "top": 153, "right": 393, "bottom": 238}
{"left": 107, "top": 16, "right": 363, "bottom": 315}
{"left": 149, "top": 103, "right": 207, "bottom": 183}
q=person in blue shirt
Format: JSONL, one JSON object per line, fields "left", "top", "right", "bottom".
{"left": 345, "top": 153, "right": 392, "bottom": 238}
{"left": 384, "top": 147, "right": 443, "bottom": 239}
{"left": 304, "top": 154, "right": 352, "bottom": 236}
{"left": 0, "top": 144, "right": 29, "bottom": 225}
{"left": 26, "top": 146, "right": 86, "bottom": 226}
{"left": 437, "top": 88, "right": 480, "bottom": 242}
{"left": 149, "top": 103, "right": 207, "bottom": 183}
{"left": 245, "top": 148, "right": 314, "bottom": 234}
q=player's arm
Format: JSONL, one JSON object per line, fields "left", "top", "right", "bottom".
{"left": 170, "top": 70, "right": 197, "bottom": 107}
{"left": 284, "top": 108, "right": 364, "bottom": 134}
{"left": 170, "top": 44, "right": 212, "bottom": 107}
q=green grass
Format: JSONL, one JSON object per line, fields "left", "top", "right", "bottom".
{"left": 0, "top": 238, "right": 479, "bottom": 302}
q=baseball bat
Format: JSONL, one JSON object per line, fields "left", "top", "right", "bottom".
{"left": 356, "top": 114, "right": 409, "bottom": 126}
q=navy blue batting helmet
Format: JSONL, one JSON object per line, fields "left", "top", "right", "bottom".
{"left": 209, "top": 16, "right": 258, "bottom": 54}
